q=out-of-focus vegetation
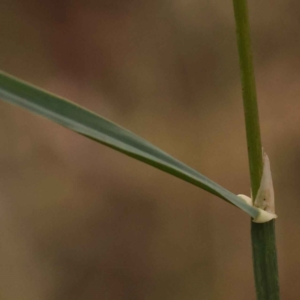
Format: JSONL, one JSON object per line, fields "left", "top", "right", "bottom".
{"left": 0, "top": 1, "right": 299, "bottom": 299}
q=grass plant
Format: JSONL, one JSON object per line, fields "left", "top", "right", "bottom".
{"left": 0, "top": 1, "right": 279, "bottom": 298}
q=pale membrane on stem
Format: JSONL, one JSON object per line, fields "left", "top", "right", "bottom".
{"left": 237, "top": 150, "right": 277, "bottom": 223}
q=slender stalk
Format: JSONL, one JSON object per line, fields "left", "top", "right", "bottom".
{"left": 232, "top": 0, "right": 280, "bottom": 299}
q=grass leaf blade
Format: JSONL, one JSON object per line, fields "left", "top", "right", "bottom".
{"left": 0, "top": 71, "right": 259, "bottom": 218}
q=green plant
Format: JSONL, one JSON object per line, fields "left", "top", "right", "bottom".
{"left": 0, "top": 1, "right": 279, "bottom": 298}
{"left": 233, "top": 0, "right": 279, "bottom": 299}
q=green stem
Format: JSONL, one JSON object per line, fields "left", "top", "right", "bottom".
{"left": 232, "top": 0, "right": 280, "bottom": 299}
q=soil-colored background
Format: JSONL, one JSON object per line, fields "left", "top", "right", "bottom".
{"left": 0, "top": 1, "right": 299, "bottom": 299}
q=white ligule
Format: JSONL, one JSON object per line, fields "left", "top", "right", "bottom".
{"left": 237, "top": 149, "right": 277, "bottom": 223}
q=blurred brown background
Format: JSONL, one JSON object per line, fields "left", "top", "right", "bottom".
{"left": 0, "top": 0, "right": 299, "bottom": 299}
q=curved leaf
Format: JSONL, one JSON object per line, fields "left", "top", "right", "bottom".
{"left": 0, "top": 71, "right": 259, "bottom": 219}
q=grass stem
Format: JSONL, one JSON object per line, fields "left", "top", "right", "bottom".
{"left": 232, "top": 0, "right": 280, "bottom": 299}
